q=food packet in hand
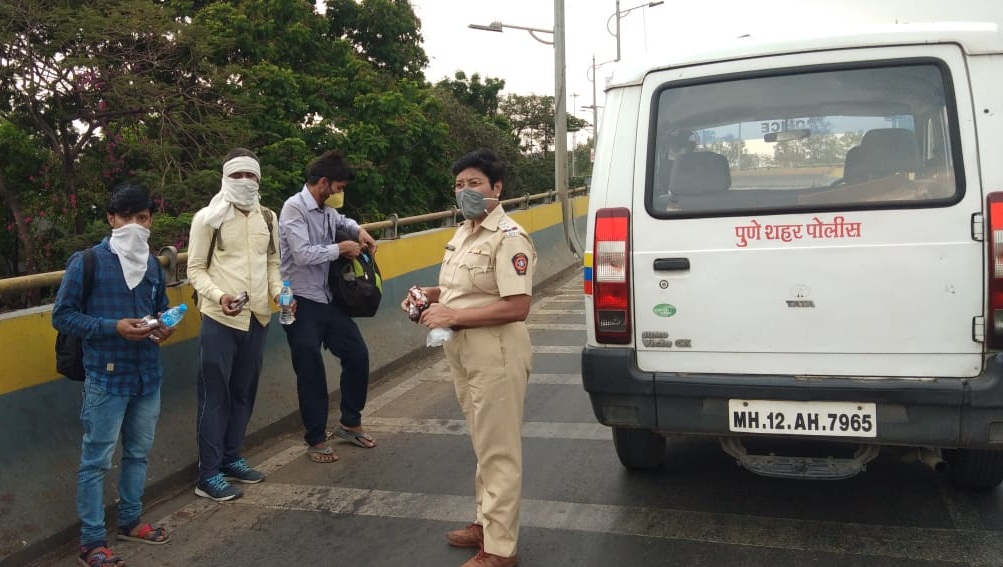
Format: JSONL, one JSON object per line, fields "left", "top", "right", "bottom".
{"left": 407, "top": 285, "right": 429, "bottom": 322}
{"left": 405, "top": 285, "right": 452, "bottom": 346}
{"left": 228, "top": 291, "right": 249, "bottom": 311}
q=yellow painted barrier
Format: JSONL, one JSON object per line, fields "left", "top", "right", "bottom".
{"left": 0, "top": 197, "right": 589, "bottom": 396}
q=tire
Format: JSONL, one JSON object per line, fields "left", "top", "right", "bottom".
{"left": 943, "top": 448, "right": 1003, "bottom": 490}
{"left": 612, "top": 427, "right": 666, "bottom": 470}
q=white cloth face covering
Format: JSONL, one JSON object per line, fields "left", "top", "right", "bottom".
{"left": 108, "top": 222, "right": 151, "bottom": 290}
{"left": 203, "top": 156, "right": 262, "bottom": 228}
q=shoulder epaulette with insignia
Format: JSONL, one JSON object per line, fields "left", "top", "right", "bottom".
{"left": 498, "top": 220, "right": 521, "bottom": 238}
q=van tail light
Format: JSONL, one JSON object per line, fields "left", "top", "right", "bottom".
{"left": 593, "top": 207, "right": 631, "bottom": 344}
{"left": 988, "top": 193, "right": 1003, "bottom": 348}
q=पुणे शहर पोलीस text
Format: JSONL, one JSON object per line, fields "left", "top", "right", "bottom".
{"left": 734, "top": 216, "right": 862, "bottom": 248}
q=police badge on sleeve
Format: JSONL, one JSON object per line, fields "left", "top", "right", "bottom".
{"left": 512, "top": 253, "right": 529, "bottom": 276}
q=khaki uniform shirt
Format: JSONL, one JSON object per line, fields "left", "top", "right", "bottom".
{"left": 188, "top": 205, "right": 283, "bottom": 330}
{"left": 439, "top": 205, "right": 537, "bottom": 310}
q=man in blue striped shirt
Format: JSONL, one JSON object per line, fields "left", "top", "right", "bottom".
{"left": 279, "top": 150, "right": 379, "bottom": 463}
{"left": 52, "top": 182, "right": 175, "bottom": 567}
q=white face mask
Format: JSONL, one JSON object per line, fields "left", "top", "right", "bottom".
{"left": 108, "top": 222, "right": 151, "bottom": 290}
{"left": 222, "top": 177, "right": 260, "bottom": 210}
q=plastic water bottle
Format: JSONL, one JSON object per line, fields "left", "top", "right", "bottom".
{"left": 160, "top": 304, "right": 188, "bottom": 328}
{"left": 279, "top": 280, "right": 295, "bottom": 325}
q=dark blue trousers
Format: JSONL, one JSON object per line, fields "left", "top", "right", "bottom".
{"left": 196, "top": 316, "right": 267, "bottom": 481}
{"left": 282, "top": 297, "right": 370, "bottom": 446}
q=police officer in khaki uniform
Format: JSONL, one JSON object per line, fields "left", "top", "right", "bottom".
{"left": 402, "top": 148, "right": 535, "bottom": 567}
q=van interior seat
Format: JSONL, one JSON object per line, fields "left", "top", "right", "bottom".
{"left": 856, "top": 127, "right": 920, "bottom": 181}
{"left": 668, "top": 151, "right": 731, "bottom": 196}
{"left": 842, "top": 145, "right": 865, "bottom": 184}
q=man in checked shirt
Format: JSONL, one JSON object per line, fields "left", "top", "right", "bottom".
{"left": 52, "top": 181, "right": 175, "bottom": 567}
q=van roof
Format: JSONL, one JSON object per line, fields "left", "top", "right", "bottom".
{"left": 606, "top": 21, "right": 1002, "bottom": 89}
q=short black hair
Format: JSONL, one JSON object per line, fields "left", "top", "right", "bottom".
{"left": 666, "top": 130, "right": 697, "bottom": 152}
{"left": 307, "top": 150, "right": 356, "bottom": 184}
{"left": 223, "top": 147, "right": 259, "bottom": 165}
{"left": 451, "top": 148, "right": 506, "bottom": 188}
{"left": 107, "top": 181, "right": 153, "bottom": 216}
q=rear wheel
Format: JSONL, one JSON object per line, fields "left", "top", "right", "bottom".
{"left": 943, "top": 449, "right": 1003, "bottom": 490}
{"left": 612, "top": 427, "right": 666, "bottom": 470}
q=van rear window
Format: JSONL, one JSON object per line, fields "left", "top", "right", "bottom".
{"left": 648, "top": 63, "right": 959, "bottom": 217}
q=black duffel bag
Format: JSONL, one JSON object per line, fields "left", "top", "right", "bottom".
{"left": 329, "top": 230, "right": 383, "bottom": 317}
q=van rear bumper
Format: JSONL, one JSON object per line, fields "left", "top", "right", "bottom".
{"left": 582, "top": 347, "right": 1003, "bottom": 448}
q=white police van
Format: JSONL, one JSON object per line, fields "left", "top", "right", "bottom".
{"left": 582, "top": 20, "right": 1003, "bottom": 488}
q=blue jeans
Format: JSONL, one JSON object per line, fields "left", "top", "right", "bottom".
{"left": 78, "top": 380, "right": 161, "bottom": 547}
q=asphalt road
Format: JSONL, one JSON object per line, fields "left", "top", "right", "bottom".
{"left": 32, "top": 270, "right": 1003, "bottom": 566}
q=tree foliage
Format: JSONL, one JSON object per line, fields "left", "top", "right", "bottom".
{"left": 0, "top": 0, "right": 576, "bottom": 309}
{"left": 0, "top": 0, "right": 195, "bottom": 235}
{"left": 436, "top": 72, "right": 507, "bottom": 119}
{"left": 327, "top": 0, "right": 428, "bottom": 82}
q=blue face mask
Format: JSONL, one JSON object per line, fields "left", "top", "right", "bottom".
{"left": 456, "top": 188, "right": 498, "bottom": 219}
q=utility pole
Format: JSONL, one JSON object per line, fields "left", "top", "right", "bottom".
{"left": 570, "top": 93, "right": 578, "bottom": 179}
{"left": 615, "top": 0, "right": 622, "bottom": 61}
{"left": 554, "top": 0, "right": 580, "bottom": 255}
{"left": 591, "top": 54, "right": 599, "bottom": 143}
{"left": 612, "top": 2, "right": 663, "bottom": 62}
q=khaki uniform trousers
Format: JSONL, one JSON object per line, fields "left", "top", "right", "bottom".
{"left": 443, "top": 321, "right": 532, "bottom": 558}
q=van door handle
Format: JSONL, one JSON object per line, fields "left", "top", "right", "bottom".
{"left": 653, "top": 258, "right": 690, "bottom": 271}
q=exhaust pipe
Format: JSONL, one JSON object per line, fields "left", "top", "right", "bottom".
{"left": 916, "top": 448, "right": 949, "bottom": 474}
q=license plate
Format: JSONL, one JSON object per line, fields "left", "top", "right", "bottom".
{"left": 728, "top": 399, "right": 877, "bottom": 438}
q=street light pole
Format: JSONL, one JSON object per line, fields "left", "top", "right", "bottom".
{"left": 615, "top": 0, "right": 621, "bottom": 62}
{"left": 468, "top": 21, "right": 554, "bottom": 44}
{"left": 570, "top": 92, "right": 578, "bottom": 178}
{"left": 554, "top": 0, "right": 580, "bottom": 255}
{"left": 591, "top": 54, "right": 599, "bottom": 141}
{"left": 585, "top": 55, "right": 614, "bottom": 143}
{"left": 469, "top": 1, "right": 581, "bottom": 256}
{"left": 611, "top": 1, "right": 665, "bottom": 62}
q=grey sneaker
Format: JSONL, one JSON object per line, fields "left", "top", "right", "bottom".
{"left": 195, "top": 473, "right": 243, "bottom": 502}
{"left": 221, "top": 457, "right": 265, "bottom": 484}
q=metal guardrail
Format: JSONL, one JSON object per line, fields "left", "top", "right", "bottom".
{"left": 0, "top": 187, "right": 587, "bottom": 296}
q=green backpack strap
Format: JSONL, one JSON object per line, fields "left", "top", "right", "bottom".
{"left": 205, "top": 207, "right": 275, "bottom": 270}
{"left": 262, "top": 207, "right": 276, "bottom": 255}
{"left": 205, "top": 228, "right": 220, "bottom": 271}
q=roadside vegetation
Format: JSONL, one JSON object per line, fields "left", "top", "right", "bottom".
{"left": 0, "top": 0, "right": 591, "bottom": 308}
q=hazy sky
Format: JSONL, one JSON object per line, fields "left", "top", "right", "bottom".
{"left": 413, "top": 0, "right": 1000, "bottom": 133}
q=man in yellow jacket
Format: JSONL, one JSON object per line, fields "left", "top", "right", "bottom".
{"left": 187, "top": 148, "right": 283, "bottom": 501}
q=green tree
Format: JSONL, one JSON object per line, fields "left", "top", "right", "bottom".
{"left": 436, "top": 72, "right": 507, "bottom": 119}
{"left": 187, "top": 0, "right": 452, "bottom": 223}
{"left": 428, "top": 86, "right": 523, "bottom": 193}
{"left": 498, "top": 93, "right": 588, "bottom": 154}
{"left": 498, "top": 93, "right": 590, "bottom": 193}
{"left": 0, "top": 120, "right": 45, "bottom": 274}
{"left": 500, "top": 94, "right": 556, "bottom": 154}
{"left": 0, "top": 0, "right": 189, "bottom": 236}
{"left": 570, "top": 135, "right": 594, "bottom": 188}
{"left": 327, "top": 0, "right": 428, "bottom": 82}
{"left": 0, "top": 0, "right": 572, "bottom": 290}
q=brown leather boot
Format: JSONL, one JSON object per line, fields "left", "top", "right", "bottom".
{"left": 460, "top": 550, "right": 519, "bottom": 567}
{"left": 446, "top": 523, "right": 483, "bottom": 548}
